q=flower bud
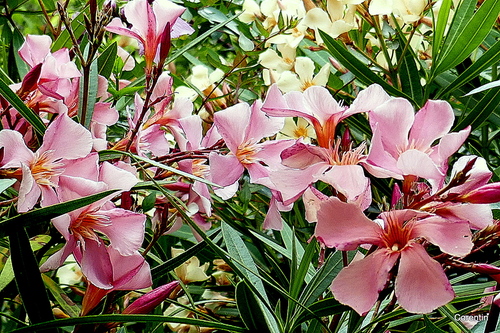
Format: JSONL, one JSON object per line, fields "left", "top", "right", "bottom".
{"left": 122, "top": 281, "right": 180, "bottom": 314}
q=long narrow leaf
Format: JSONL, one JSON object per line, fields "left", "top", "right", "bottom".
{"left": 0, "top": 75, "right": 46, "bottom": 136}
{"left": 431, "top": 0, "right": 452, "bottom": 61}
{"left": 222, "top": 222, "right": 281, "bottom": 333}
{"left": 9, "top": 314, "right": 247, "bottom": 333}
{"left": 454, "top": 87, "right": 500, "bottom": 131}
{"left": 9, "top": 228, "right": 56, "bottom": 331}
{"left": 236, "top": 281, "right": 273, "bottom": 332}
{"left": 396, "top": 34, "right": 423, "bottom": 105}
{"left": 42, "top": 274, "right": 81, "bottom": 318}
{"left": 319, "top": 30, "right": 415, "bottom": 103}
{"left": 436, "top": 39, "right": 500, "bottom": 98}
{"left": 97, "top": 42, "right": 118, "bottom": 79}
{"left": 433, "top": 0, "right": 500, "bottom": 75}
{"left": 78, "top": 44, "right": 98, "bottom": 129}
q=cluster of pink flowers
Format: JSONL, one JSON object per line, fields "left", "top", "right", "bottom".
{"left": 1, "top": 0, "right": 499, "bottom": 318}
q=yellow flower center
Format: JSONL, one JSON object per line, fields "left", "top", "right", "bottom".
{"left": 236, "top": 140, "right": 260, "bottom": 165}
{"left": 30, "top": 150, "right": 65, "bottom": 187}
{"left": 70, "top": 209, "right": 111, "bottom": 248}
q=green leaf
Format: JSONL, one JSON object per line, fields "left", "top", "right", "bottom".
{"left": 9, "top": 228, "right": 55, "bottom": 330}
{"left": 0, "top": 74, "right": 46, "bottom": 136}
{"left": 433, "top": 0, "right": 500, "bottom": 75}
{"left": 293, "top": 298, "right": 348, "bottom": 326}
{"left": 166, "top": 13, "right": 240, "bottom": 66}
{"left": 436, "top": 39, "right": 500, "bottom": 98}
{"left": 432, "top": 0, "right": 452, "bottom": 61}
{"left": 420, "top": 316, "right": 448, "bottom": 333}
{"left": 396, "top": 34, "right": 423, "bottom": 104}
{"left": 0, "top": 179, "right": 16, "bottom": 194}
{"left": 42, "top": 274, "right": 81, "bottom": 318}
{"left": 319, "top": 30, "right": 415, "bottom": 103}
{"left": 12, "top": 28, "right": 29, "bottom": 79}
{"left": 150, "top": 232, "right": 219, "bottom": 284}
{"left": 222, "top": 221, "right": 281, "bottom": 333}
{"left": 8, "top": 314, "right": 247, "bottom": 333}
{"left": 78, "top": 44, "right": 99, "bottom": 129}
{"left": 0, "top": 189, "right": 118, "bottom": 237}
{"left": 454, "top": 86, "right": 500, "bottom": 131}
{"left": 97, "top": 42, "right": 118, "bottom": 79}
{"left": 464, "top": 79, "right": 500, "bottom": 96}
{"left": 98, "top": 150, "right": 220, "bottom": 188}
{"left": 236, "top": 281, "right": 272, "bottom": 332}
{"left": 0, "top": 235, "right": 49, "bottom": 293}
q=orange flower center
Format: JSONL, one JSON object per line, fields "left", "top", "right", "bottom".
{"left": 70, "top": 209, "right": 111, "bottom": 248}
{"left": 235, "top": 140, "right": 260, "bottom": 165}
{"left": 380, "top": 214, "right": 416, "bottom": 253}
{"left": 30, "top": 150, "right": 65, "bottom": 187}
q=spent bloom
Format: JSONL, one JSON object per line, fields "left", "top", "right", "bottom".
{"left": 316, "top": 197, "right": 473, "bottom": 315}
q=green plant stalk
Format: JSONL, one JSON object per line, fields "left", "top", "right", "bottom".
{"left": 370, "top": 16, "right": 399, "bottom": 89}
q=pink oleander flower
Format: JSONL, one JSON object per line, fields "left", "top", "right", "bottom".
{"left": 365, "top": 97, "right": 471, "bottom": 188}
{"left": 209, "top": 100, "right": 292, "bottom": 199}
{"left": 153, "top": 114, "right": 221, "bottom": 239}
{"left": 268, "top": 138, "right": 371, "bottom": 209}
{"left": 105, "top": 0, "right": 193, "bottom": 72}
{"left": 261, "top": 84, "right": 386, "bottom": 208}
{"left": 40, "top": 161, "right": 145, "bottom": 290}
{"left": 0, "top": 113, "right": 93, "bottom": 212}
{"left": 316, "top": 197, "right": 473, "bottom": 315}
{"left": 262, "top": 83, "right": 388, "bottom": 150}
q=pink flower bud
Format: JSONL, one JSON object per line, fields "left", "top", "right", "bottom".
{"left": 461, "top": 183, "right": 500, "bottom": 204}
{"left": 122, "top": 281, "right": 180, "bottom": 314}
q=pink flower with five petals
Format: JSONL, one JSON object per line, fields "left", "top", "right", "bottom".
{"left": 0, "top": 113, "right": 93, "bottom": 212}
{"left": 316, "top": 197, "right": 473, "bottom": 315}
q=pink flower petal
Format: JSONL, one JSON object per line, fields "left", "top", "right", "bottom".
{"left": 411, "top": 216, "right": 473, "bottom": 257}
{"left": 17, "top": 164, "right": 40, "bottom": 212}
{"left": 208, "top": 152, "right": 244, "bottom": 187}
{"left": 263, "top": 197, "right": 283, "bottom": 230}
{"left": 315, "top": 197, "right": 383, "bottom": 249}
{"left": 396, "top": 243, "right": 454, "bottom": 313}
{"left": 40, "top": 113, "right": 93, "bottom": 160}
{"left": 96, "top": 208, "right": 145, "bottom": 255}
{"left": 318, "top": 165, "right": 370, "bottom": 204}
{"left": 0, "top": 130, "right": 35, "bottom": 168}
{"left": 435, "top": 203, "right": 493, "bottom": 229}
{"left": 213, "top": 103, "right": 249, "bottom": 152}
{"left": 409, "top": 100, "right": 454, "bottom": 149}
{"left": 18, "top": 34, "right": 52, "bottom": 67}
{"left": 397, "top": 149, "right": 443, "bottom": 181}
{"left": 105, "top": 18, "right": 144, "bottom": 44}
{"left": 152, "top": 0, "right": 187, "bottom": 33}
{"left": 331, "top": 248, "right": 399, "bottom": 315}
{"left": 80, "top": 239, "right": 114, "bottom": 289}
{"left": 348, "top": 83, "right": 391, "bottom": 114}
{"left": 247, "top": 100, "right": 284, "bottom": 140}
{"left": 39, "top": 236, "right": 77, "bottom": 272}
{"left": 302, "top": 85, "right": 345, "bottom": 126}
{"left": 270, "top": 163, "right": 328, "bottom": 205}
